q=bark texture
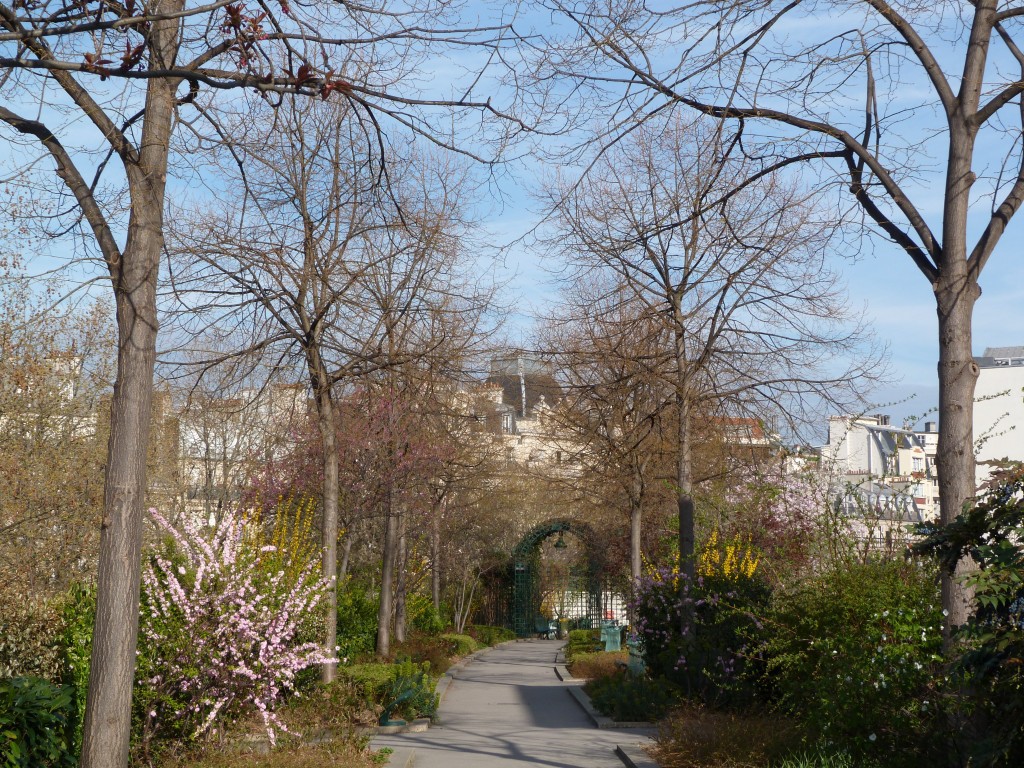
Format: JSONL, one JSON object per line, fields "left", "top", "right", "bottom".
{"left": 80, "top": 6, "right": 181, "bottom": 765}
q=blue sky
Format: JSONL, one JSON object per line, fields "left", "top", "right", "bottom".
{"left": 4, "top": 1, "right": 1023, "bottom": 436}
{"left": 487, "top": 188, "right": 1024, "bottom": 433}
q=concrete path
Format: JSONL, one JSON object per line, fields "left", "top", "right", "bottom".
{"left": 372, "top": 639, "right": 656, "bottom": 768}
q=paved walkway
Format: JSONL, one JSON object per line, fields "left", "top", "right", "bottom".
{"left": 372, "top": 639, "right": 655, "bottom": 768}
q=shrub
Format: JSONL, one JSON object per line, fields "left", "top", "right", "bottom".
{"left": 585, "top": 672, "right": 678, "bottom": 722}
{"left": 0, "top": 676, "right": 76, "bottom": 768}
{"left": 757, "top": 558, "right": 941, "bottom": 764}
{"left": 0, "top": 584, "right": 94, "bottom": 763}
{"left": 567, "top": 650, "right": 628, "bottom": 680}
{"left": 468, "top": 625, "right": 515, "bottom": 646}
{"left": 564, "top": 629, "right": 601, "bottom": 662}
{"left": 336, "top": 663, "right": 393, "bottom": 706}
{"left": 0, "top": 593, "right": 63, "bottom": 680}
{"left": 632, "top": 566, "right": 770, "bottom": 706}
{"left": 58, "top": 583, "right": 94, "bottom": 759}
{"left": 136, "top": 507, "right": 333, "bottom": 753}
{"left": 407, "top": 594, "right": 447, "bottom": 635}
{"left": 914, "top": 465, "right": 1024, "bottom": 767}
{"left": 382, "top": 659, "right": 438, "bottom": 721}
{"left": 277, "top": 678, "right": 381, "bottom": 733}
{"left": 439, "top": 634, "right": 479, "bottom": 658}
{"left": 336, "top": 583, "right": 379, "bottom": 661}
{"left": 652, "top": 702, "right": 800, "bottom": 768}
{"left": 337, "top": 660, "right": 438, "bottom": 722}
{"left": 393, "top": 635, "right": 452, "bottom": 675}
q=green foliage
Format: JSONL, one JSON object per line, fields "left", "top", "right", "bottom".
{"left": 58, "top": 583, "right": 94, "bottom": 759}
{"left": 407, "top": 594, "right": 447, "bottom": 635}
{"left": 633, "top": 569, "right": 771, "bottom": 706}
{"left": 913, "top": 465, "right": 1024, "bottom": 767}
{"left": 757, "top": 559, "right": 941, "bottom": 764}
{"left": 564, "top": 629, "right": 601, "bottom": 662}
{"left": 439, "top": 634, "right": 479, "bottom": 657}
{"left": 0, "top": 676, "right": 76, "bottom": 768}
{"left": 585, "top": 672, "right": 677, "bottom": 722}
{"left": 384, "top": 659, "right": 438, "bottom": 721}
{"left": 336, "top": 663, "right": 394, "bottom": 705}
{"left": 337, "top": 659, "right": 438, "bottom": 722}
{"left": 468, "top": 625, "right": 515, "bottom": 646}
{"left": 336, "top": 583, "right": 379, "bottom": 661}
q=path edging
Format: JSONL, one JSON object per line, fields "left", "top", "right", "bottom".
{"left": 557, "top": 654, "right": 661, "bottom": 768}
{"left": 615, "top": 743, "right": 660, "bottom": 768}
{"left": 557, "top": 663, "right": 655, "bottom": 730}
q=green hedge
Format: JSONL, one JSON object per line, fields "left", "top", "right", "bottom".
{"left": 469, "top": 625, "right": 515, "bottom": 646}
{"left": 439, "top": 634, "right": 479, "bottom": 657}
{"left": 565, "top": 629, "right": 601, "bottom": 662}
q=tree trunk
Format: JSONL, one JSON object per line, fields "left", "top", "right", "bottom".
{"left": 431, "top": 498, "right": 443, "bottom": 611}
{"left": 311, "top": 377, "right": 339, "bottom": 682}
{"left": 339, "top": 530, "right": 354, "bottom": 581}
{"left": 934, "top": 262, "right": 980, "bottom": 638}
{"left": 674, "top": 325, "right": 695, "bottom": 582}
{"left": 395, "top": 516, "right": 407, "bottom": 644}
{"left": 375, "top": 487, "right": 399, "bottom": 657}
{"left": 79, "top": 9, "right": 180, "bottom": 765}
{"left": 934, "top": 106, "right": 982, "bottom": 641}
{"left": 630, "top": 501, "right": 643, "bottom": 583}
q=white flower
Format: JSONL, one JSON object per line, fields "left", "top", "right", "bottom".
{"left": 868, "top": 733, "right": 877, "bottom": 742}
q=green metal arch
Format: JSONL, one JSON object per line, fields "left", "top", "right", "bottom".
{"left": 511, "top": 519, "right": 604, "bottom": 637}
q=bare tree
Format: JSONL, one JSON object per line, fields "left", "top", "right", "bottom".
{"left": 0, "top": 265, "right": 114, "bottom": 595}
{"left": 534, "top": 0, "right": 1022, "bottom": 630}
{"left": 1, "top": 1, "right": 520, "bottom": 760}
{"left": 542, "top": 115, "right": 884, "bottom": 584}
{"left": 165, "top": 93, "right": 493, "bottom": 670}
{"left": 540, "top": 284, "right": 675, "bottom": 582}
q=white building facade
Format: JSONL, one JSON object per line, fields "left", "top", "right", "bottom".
{"left": 973, "top": 346, "right": 1024, "bottom": 486}
{"left": 822, "top": 414, "right": 940, "bottom": 548}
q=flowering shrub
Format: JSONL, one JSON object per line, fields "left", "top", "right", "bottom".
{"left": 136, "top": 507, "right": 334, "bottom": 753}
{"left": 716, "top": 464, "right": 831, "bottom": 581}
{"left": 632, "top": 563, "right": 770, "bottom": 706}
{"left": 698, "top": 529, "right": 760, "bottom": 579}
{"left": 756, "top": 559, "right": 941, "bottom": 764}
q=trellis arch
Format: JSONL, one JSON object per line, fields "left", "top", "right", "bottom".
{"left": 511, "top": 519, "right": 605, "bottom": 637}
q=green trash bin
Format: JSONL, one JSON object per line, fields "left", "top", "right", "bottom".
{"left": 601, "top": 620, "right": 621, "bottom": 652}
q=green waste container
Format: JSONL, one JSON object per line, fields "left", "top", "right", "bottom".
{"left": 601, "top": 621, "right": 621, "bottom": 652}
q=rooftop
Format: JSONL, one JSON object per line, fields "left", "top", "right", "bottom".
{"left": 975, "top": 346, "right": 1024, "bottom": 368}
